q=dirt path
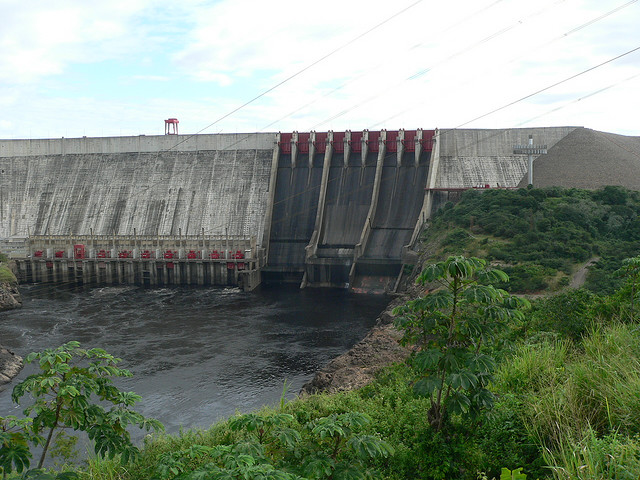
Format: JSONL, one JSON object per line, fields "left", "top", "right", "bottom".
{"left": 571, "top": 257, "right": 599, "bottom": 289}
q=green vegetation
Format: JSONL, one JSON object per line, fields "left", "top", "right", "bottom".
{"left": 1, "top": 342, "right": 163, "bottom": 478}
{"left": 430, "top": 186, "right": 640, "bottom": 293}
{"left": 5, "top": 187, "right": 640, "bottom": 479}
{"left": 0, "top": 251, "right": 17, "bottom": 284}
{"left": 393, "top": 256, "right": 529, "bottom": 430}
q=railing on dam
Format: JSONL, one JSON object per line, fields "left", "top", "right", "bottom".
{"left": 14, "top": 234, "right": 264, "bottom": 291}
{"left": 26, "top": 234, "right": 257, "bottom": 256}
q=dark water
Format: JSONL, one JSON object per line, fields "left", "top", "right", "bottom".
{"left": 0, "top": 284, "right": 388, "bottom": 438}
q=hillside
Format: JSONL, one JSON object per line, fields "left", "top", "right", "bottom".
{"left": 424, "top": 185, "right": 640, "bottom": 294}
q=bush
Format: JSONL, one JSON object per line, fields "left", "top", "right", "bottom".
{"left": 442, "top": 228, "right": 471, "bottom": 249}
{"left": 526, "top": 290, "right": 598, "bottom": 342}
{"left": 496, "top": 264, "right": 553, "bottom": 293}
{"left": 0, "top": 264, "right": 16, "bottom": 284}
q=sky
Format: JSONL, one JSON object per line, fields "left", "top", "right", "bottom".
{"left": 0, "top": 0, "right": 639, "bottom": 139}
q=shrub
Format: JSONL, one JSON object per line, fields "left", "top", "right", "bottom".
{"left": 526, "top": 290, "right": 598, "bottom": 342}
{"left": 4, "top": 342, "right": 163, "bottom": 474}
{"left": 0, "top": 264, "right": 17, "bottom": 284}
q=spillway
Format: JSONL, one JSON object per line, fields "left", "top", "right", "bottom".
{"left": 1, "top": 127, "right": 580, "bottom": 292}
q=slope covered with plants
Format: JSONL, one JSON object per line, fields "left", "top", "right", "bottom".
{"left": 4, "top": 187, "right": 640, "bottom": 480}
{"left": 428, "top": 185, "right": 640, "bottom": 294}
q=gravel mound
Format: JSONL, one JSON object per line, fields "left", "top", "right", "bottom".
{"left": 518, "top": 127, "right": 640, "bottom": 189}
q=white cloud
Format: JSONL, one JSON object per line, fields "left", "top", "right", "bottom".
{"left": 0, "top": 0, "right": 153, "bottom": 83}
{"left": 0, "top": 0, "right": 639, "bottom": 138}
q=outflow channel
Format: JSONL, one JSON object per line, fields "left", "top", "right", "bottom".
{"left": 0, "top": 284, "right": 388, "bottom": 439}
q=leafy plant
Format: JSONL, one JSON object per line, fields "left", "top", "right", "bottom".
{"left": 393, "top": 256, "right": 529, "bottom": 430}
{"left": 154, "top": 412, "right": 393, "bottom": 480}
{"left": 302, "top": 412, "right": 394, "bottom": 479}
{"left": 9, "top": 341, "right": 163, "bottom": 470}
{"left": 615, "top": 255, "right": 640, "bottom": 321}
{"left": 500, "top": 467, "right": 527, "bottom": 480}
{"left": 0, "top": 416, "right": 38, "bottom": 477}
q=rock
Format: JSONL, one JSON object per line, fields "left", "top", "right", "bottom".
{"left": 300, "top": 296, "right": 412, "bottom": 395}
{"left": 0, "top": 345, "right": 23, "bottom": 390}
{"left": 0, "top": 282, "right": 22, "bottom": 312}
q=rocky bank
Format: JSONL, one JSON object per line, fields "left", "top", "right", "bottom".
{"left": 300, "top": 295, "right": 412, "bottom": 395}
{"left": 0, "top": 346, "right": 23, "bottom": 390}
{"left": 0, "top": 282, "right": 22, "bottom": 312}
{"left": 0, "top": 263, "right": 24, "bottom": 387}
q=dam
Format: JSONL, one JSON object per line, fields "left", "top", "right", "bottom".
{"left": 0, "top": 126, "right": 579, "bottom": 292}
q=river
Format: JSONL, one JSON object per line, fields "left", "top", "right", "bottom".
{"left": 0, "top": 284, "right": 388, "bottom": 438}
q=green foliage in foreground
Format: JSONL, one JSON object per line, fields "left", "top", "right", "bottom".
{"left": 151, "top": 411, "right": 393, "bottom": 480}
{"left": 9, "top": 252, "right": 640, "bottom": 479}
{"left": 1, "top": 342, "right": 163, "bottom": 478}
{"left": 15, "top": 314, "right": 640, "bottom": 479}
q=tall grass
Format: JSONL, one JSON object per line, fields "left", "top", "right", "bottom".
{"left": 543, "top": 428, "right": 640, "bottom": 480}
{"left": 496, "top": 323, "right": 640, "bottom": 479}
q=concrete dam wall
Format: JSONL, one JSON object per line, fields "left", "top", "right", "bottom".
{"left": 1, "top": 127, "right": 579, "bottom": 291}
{"left": 0, "top": 134, "right": 274, "bottom": 241}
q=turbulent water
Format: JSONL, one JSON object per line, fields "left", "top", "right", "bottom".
{"left": 0, "top": 284, "right": 388, "bottom": 438}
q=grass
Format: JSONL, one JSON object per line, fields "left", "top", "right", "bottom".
{"left": 0, "top": 263, "right": 17, "bottom": 284}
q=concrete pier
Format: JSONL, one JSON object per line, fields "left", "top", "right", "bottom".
{"left": 15, "top": 234, "right": 262, "bottom": 291}
{"left": 17, "top": 257, "right": 260, "bottom": 291}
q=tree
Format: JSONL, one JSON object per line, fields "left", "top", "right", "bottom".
{"left": 393, "top": 256, "right": 529, "bottom": 431}
{"left": 8, "top": 341, "right": 163, "bottom": 470}
{"left": 615, "top": 255, "right": 640, "bottom": 321}
{"left": 155, "top": 412, "right": 393, "bottom": 480}
{"left": 0, "top": 416, "right": 37, "bottom": 477}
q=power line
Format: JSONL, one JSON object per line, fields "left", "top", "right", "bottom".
{"left": 371, "top": 0, "right": 639, "bottom": 128}
{"left": 455, "top": 44, "right": 640, "bottom": 128}
{"left": 308, "top": 0, "right": 566, "bottom": 130}
{"left": 515, "top": 72, "right": 640, "bottom": 128}
{"left": 164, "top": 0, "right": 424, "bottom": 152}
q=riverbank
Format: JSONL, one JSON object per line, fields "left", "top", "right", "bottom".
{"left": 0, "top": 345, "right": 23, "bottom": 390}
{"left": 0, "top": 261, "right": 21, "bottom": 312}
{"left": 301, "top": 294, "right": 412, "bottom": 394}
{"left": 0, "top": 262, "right": 23, "bottom": 387}
{"left": 0, "top": 282, "right": 22, "bottom": 312}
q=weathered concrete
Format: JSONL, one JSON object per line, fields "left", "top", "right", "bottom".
{"left": 426, "top": 127, "right": 577, "bottom": 215}
{"left": 434, "top": 127, "right": 577, "bottom": 189}
{"left": 0, "top": 149, "right": 272, "bottom": 242}
{"left": 0, "top": 133, "right": 274, "bottom": 157}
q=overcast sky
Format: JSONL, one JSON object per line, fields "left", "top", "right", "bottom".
{"left": 0, "top": 0, "right": 639, "bottom": 139}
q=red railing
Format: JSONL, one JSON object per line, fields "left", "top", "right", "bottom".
{"left": 332, "top": 132, "right": 345, "bottom": 153}
{"left": 385, "top": 131, "right": 399, "bottom": 153}
{"left": 278, "top": 133, "right": 293, "bottom": 154}
{"left": 314, "top": 132, "right": 328, "bottom": 154}
{"left": 298, "top": 133, "right": 310, "bottom": 154}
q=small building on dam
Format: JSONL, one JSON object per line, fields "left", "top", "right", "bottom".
{"left": 0, "top": 125, "right": 608, "bottom": 292}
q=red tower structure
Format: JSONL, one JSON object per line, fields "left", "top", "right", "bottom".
{"left": 164, "top": 118, "right": 179, "bottom": 135}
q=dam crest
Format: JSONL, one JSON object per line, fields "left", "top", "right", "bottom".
{"left": 0, "top": 127, "right": 578, "bottom": 292}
